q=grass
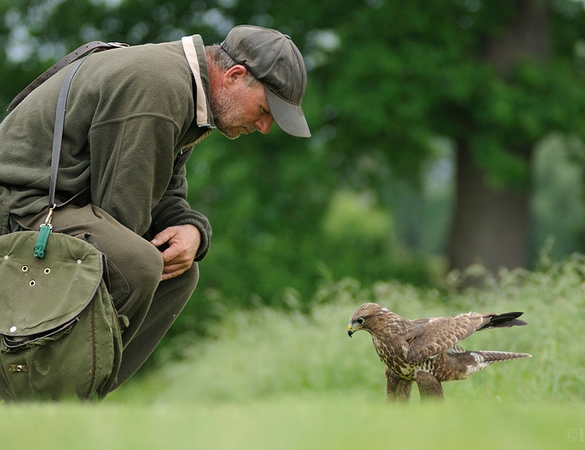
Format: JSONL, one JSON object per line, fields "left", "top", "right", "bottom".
{"left": 2, "top": 257, "right": 585, "bottom": 449}
{"left": 1, "top": 397, "right": 585, "bottom": 449}
{"left": 121, "top": 259, "right": 585, "bottom": 405}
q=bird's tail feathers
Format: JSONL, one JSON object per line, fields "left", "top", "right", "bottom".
{"left": 480, "top": 312, "right": 527, "bottom": 330}
{"left": 473, "top": 350, "right": 532, "bottom": 363}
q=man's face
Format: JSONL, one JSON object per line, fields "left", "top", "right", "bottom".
{"left": 210, "top": 69, "right": 275, "bottom": 139}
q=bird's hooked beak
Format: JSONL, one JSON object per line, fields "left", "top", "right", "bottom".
{"left": 348, "top": 316, "right": 366, "bottom": 337}
{"left": 347, "top": 323, "right": 357, "bottom": 337}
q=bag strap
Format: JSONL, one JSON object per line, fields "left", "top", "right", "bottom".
{"left": 23, "top": 40, "right": 127, "bottom": 258}
{"left": 33, "top": 57, "right": 86, "bottom": 259}
{"left": 49, "top": 58, "right": 86, "bottom": 207}
{"left": 7, "top": 41, "right": 127, "bottom": 112}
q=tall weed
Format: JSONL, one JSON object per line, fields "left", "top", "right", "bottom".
{"left": 124, "top": 258, "right": 585, "bottom": 405}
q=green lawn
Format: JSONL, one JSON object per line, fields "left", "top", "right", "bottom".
{"left": 2, "top": 260, "right": 585, "bottom": 449}
{"left": 0, "top": 397, "right": 583, "bottom": 449}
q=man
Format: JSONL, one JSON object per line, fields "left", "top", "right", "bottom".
{"left": 0, "top": 25, "right": 310, "bottom": 389}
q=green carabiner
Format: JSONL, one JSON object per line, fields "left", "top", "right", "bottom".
{"left": 33, "top": 207, "right": 55, "bottom": 259}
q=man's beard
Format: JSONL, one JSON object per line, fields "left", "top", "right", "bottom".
{"left": 209, "top": 89, "right": 254, "bottom": 140}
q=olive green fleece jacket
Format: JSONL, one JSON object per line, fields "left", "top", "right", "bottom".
{"left": 0, "top": 36, "right": 213, "bottom": 261}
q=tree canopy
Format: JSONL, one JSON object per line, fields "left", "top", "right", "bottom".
{"left": 2, "top": 0, "right": 585, "bottom": 336}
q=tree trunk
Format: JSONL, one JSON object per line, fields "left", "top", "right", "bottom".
{"left": 447, "top": 142, "right": 531, "bottom": 273}
{"left": 447, "top": 0, "right": 550, "bottom": 274}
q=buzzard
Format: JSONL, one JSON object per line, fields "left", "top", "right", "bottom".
{"left": 347, "top": 302, "right": 531, "bottom": 401}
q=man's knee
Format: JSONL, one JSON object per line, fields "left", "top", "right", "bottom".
{"left": 180, "top": 261, "right": 200, "bottom": 293}
{"left": 105, "top": 238, "right": 163, "bottom": 308}
{"left": 41, "top": 204, "right": 164, "bottom": 307}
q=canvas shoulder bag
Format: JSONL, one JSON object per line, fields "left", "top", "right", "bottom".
{"left": 0, "top": 56, "right": 123, "bottom": 401}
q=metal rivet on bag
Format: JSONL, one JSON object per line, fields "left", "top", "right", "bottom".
{"left": 3, "top": 255, "right": 8, "bottom": 260}
{"left": 29, "top": 280, "right": 36, "bottom": 287}
{"left": 21, "top": 265, "right": 28, "bottom": 272}
{"left": 44, "top": 268, "right": 51, "bottom": 274}
{"left": 76, "top": 259, "right": 82, "bottom": 265}
{"left": 9, "top": 326, "right": 17, "bottom": 333}
{"left": 8, "top": 364, "right": 28, "bottom": 373}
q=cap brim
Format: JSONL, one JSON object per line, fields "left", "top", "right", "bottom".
{"left": 264, "top": 87, "right": 311, "bottom": 138}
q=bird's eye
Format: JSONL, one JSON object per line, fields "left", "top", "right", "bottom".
{"left": 356, "top": 318, "right": 365, "bottom": 325}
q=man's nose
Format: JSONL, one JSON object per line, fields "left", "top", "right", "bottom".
{"left": 256, "top": 115, "right": 274, "bottom": 134}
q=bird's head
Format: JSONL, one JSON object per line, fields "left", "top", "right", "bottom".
{"left": 347, "top": 302, "right": 390, "bottom": 337}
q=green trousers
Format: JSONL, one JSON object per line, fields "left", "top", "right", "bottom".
{"left": 14, "top": 204, "right": 199, "bottom": 390}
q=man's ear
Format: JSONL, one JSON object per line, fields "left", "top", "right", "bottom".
{"left": 223, "top": 64, "right": 248, "bottom": 87}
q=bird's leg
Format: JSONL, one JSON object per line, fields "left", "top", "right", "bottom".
{"left": 415, "top": 371, "right": 444, "bottom": 401}
{"left": 385, "top": 367, "right": 412, "bottom": 402}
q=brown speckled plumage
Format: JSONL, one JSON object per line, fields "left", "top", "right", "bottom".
{"left": 347, "top": 302, "right": 531, "bottom": 401}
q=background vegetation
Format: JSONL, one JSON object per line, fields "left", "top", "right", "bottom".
{"left": 2, "top": 258, "right": 585, "bottom": 449}
{"left": 2, "top": 2, "right": 585, "bottom": 328}
{"left": 1, "top": 0, "right": 585, "bottom": 426}
{"left": 112, "top": 254, "right": 585, "bottom": 405}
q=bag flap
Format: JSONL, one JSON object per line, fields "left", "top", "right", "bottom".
{"left": 0, "top": 231, "right": 104, "bottom": 337}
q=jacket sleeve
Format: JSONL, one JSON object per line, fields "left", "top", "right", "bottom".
{"left": 82, "top": 46, "right": 212, "bottom": 260}
{"left": 149, "top": 148, "right": 212, "bottom": 261}
{"left": 88, "top": 118, "right": 211, "bottom": 262}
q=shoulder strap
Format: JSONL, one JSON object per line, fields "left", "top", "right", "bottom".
{"left": 49, "top": 58, "right": 86, "bottom": 207}
{"left": 33, "top": 57, "right": 87, "bottom": 259}
{"left": 7, "top": 41, "right": 127, "bottom": 112}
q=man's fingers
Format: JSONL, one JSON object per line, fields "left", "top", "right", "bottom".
{"left": 160, "top": 245, "right": 182, "bottom": 264}
{"left": 151, "top": 229, "right": 172, "bottom": 247}
{"left": 150, "top": 225, "right": 200, "bottom": 280}
{"left": 161, "top": 262, "right": 190, "bottom": 280}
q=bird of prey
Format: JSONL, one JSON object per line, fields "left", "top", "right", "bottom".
{"left": 347, "top": 302, "right": 531, "bottom": 401}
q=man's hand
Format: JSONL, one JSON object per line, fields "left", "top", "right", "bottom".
{"left": 150, "top": 224, "right": 201, "bottom": 281}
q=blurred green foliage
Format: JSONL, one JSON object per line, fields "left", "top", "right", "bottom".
{"left": 112, "top": 254, "right": 585, "bottom": 405}
{"left": 532, "top": 134, "right": 585, "bottom": 259}
{"left": 2, "top": 1, "right": 585, "bottom": 340}
{"left": 1, "top": 261, "right": 584, "bottom": 450}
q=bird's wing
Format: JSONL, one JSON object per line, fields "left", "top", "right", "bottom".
{"left": 405, "top": 314, "right": 484, "bottom": 363}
